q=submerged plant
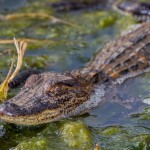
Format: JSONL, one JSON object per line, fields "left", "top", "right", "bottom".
{"left": 0, "top": 38, "right": 27, "bottom": 102}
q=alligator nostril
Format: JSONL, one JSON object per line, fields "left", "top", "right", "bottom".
{"left": 0, "top": 104, "right": 13, "bottom": 116}
{"left": 0, "top": 104, "right": 6, "bottom": 115}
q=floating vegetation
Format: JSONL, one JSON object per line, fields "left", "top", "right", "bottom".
{"left": 60, "top": 121, "right": 92, "bottom": 149}
{"left": 0, "top": 0, "right": 149, "bottom": 150}
{"left": 0, "top": 38, "right": 57, "bottom": 45}
{"left": 98, "top": 11, "right": 118, "bottom": 28}
{"left": 131, "top": 107, "right": 150, "bottom": 120}
{"left": 23, "top": 56, "right": 49, "bottom": 69}
{"left": 14, "top": 137, "right": 49, "bottom": 150}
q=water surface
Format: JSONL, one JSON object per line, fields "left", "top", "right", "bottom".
{"left": 0, "top": 0, "right": 149, "bottom": 150}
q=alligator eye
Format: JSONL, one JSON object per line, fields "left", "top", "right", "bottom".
{"left": 55, "top": 78, "right": 80, "bottom": 87}
{"left": 43, "top": 79, "right": 76, "bottom": 94}
{"left": 55, "top": 81, "right": 73, "bottom": 87}
{"left": 24, "top": 74, "right": 40, "bottom": 88}
{"left": 44, "top": 82, "right": 64, "bottom": 92}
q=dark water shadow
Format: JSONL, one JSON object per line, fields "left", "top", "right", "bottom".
{"left": 85, "top": 73, "right": 150, "bottom": 128}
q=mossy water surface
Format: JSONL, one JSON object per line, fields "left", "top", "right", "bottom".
{"left": 0, "top": 0, "right": 149, "bottom": 150}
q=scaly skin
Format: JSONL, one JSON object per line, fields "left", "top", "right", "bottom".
{"left": 114, "top": 0, "right": 150, "bottom": 22}
{"left": 0, "top": 1, "right": 150, "bottom": 125}
{"left": 0, "top": 72, "right": 92, "bottom": 125}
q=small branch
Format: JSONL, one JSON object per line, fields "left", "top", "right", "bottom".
{"left": 0, "top": 38, "right": 27, "bottom": 102}
{"left": 8, "top": 38, "right": 27, "bottom": 82}
{"left": 0, "top": 13, "right": 79, "bottom": 28}
{"left": 0, "top": 38, "right": 57, "bottom": 44}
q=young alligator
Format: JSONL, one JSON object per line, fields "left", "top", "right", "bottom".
{"left": 0, "top": 1, "right": 150, "bottom": 125}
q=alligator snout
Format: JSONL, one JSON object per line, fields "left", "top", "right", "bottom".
{"left": 0, "top": 104, "right": 6, "bottom": 116}
{"left": 0, "top": 103, "right": 20, "bottom": 117}
{"left": 0, "top": 103, "right": 12, "bottom": 116}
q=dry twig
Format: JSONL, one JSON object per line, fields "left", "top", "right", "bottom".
{"left": 0, "top": 38, "right": 27, "bottom": 102}
{"left": 0, "top": 13, "right": 79, "bottom": 28}
{"left": 0, "top": 38, "right": 56, "bottom": 45}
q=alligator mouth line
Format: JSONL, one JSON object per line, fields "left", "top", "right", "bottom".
{"left": 0, "top": 105, "right": 60, "bottom": 125}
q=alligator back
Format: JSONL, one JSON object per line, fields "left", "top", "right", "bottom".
{"left": 114, "top": 0, "right": 150, "bottom": 22}
{"left": 75, "top": 23, "right": 150, "bottom": 83}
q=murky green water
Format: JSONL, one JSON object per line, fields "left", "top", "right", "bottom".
{"left": 0, "top": 0, "right": 150, "bottom": 150}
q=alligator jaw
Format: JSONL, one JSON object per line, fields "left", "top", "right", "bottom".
{"left": 0, "top": 72, "right": 91, "bottom": 125}
{"left": 0, "top": 102, "right": 62, "bottom": 125}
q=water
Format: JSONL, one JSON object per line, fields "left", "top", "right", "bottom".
{"left": 0, "top": 0, "right": 149, "bottom": 150}
{"left": 0, "top": 0, "right": 27, "bottom": 13}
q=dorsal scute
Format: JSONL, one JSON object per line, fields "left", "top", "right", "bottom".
{"left": 76, "top": 23, "right": 150, "bottom": 83}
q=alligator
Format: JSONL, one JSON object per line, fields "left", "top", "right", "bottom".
{"left": 0, "top": 0, "right": 150, "bottom": 125}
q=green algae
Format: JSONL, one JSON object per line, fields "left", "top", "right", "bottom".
{"left": 101, "top": 126, "right": 122, "bottom": 136}
{"left": 14, "top": 137, "right": 49, "bottom": 150}
{"left": 0, "top": 0, "right": 149, "bottom": 150}
{"left": 131, "top": 107, "right": 150, "bottom": 120}
{"left": 23, "top": 56, "right": 49, "bottom": 69}
{"left": 60, "top": 121, "right": 92, "bottom": 149}
{"left": 4, "top": 123, "right": 149, "bottom": 150}
{"left": 131, "top": 135, "right": 150, "bottom": 150}
{"left": 98, "top": 11, "right": 118, "bottom": 28}
{"left": 116, "top": 14, "right": 137, "bottom": 33}
{"left": 94, "top": 126, "right": 150, "bottom": 150}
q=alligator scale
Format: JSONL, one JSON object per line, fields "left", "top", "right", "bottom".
{"left": 0, "top": 1, "right": 150, "bottom": 125}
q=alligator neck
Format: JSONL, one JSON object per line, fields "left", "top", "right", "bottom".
{"left": 74, "top": 23, "right": 150, "bottom": 84}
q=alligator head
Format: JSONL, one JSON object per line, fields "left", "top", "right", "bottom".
{"left": 0, "top": 72, "right": 91, "bottom": 125}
